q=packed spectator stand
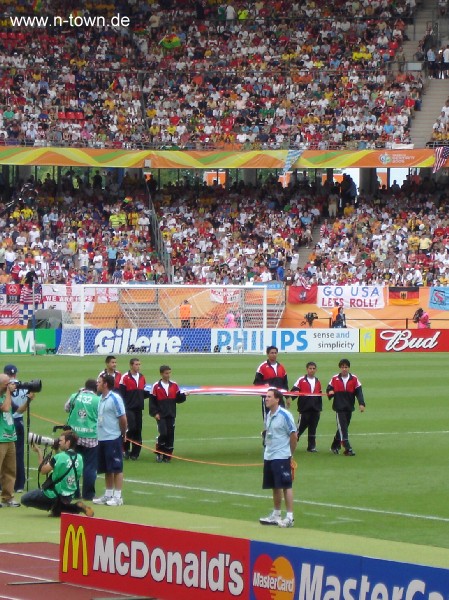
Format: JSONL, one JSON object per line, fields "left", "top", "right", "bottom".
{"left": 0, "top": 171, "right": 448, "bottom": 291}
{"left": 0, "top": 0, "right": 446, "bottom": 294}
{"left": 0, "top": 0, "right": 422, "bottom": 150}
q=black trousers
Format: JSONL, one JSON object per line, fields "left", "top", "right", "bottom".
{"left": 156, "top": 416, "right": 176, "bottom": 456}
{"left": 124, "top": 408, "right": 143, "bottom": 458}
{"left": 297, "top": 411, "right": 321, "bottom": 449}
{"left": 21, "top": 489, "right": 86, "bottom": 516}
{"left": 14, "top": 417, "right": 25, "bottom": 491}
{"left": 332, "top": 410, "right": 353, "bottom": 450}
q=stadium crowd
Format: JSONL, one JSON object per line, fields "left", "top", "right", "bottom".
{"left": 1, "top": 169, "right": 449, "bottom": 290}
{"left": 0, "top": 0, "right": 446, "bottom": 290}
{"left": 0, "top": 0, "right": 424, "bottom": 150}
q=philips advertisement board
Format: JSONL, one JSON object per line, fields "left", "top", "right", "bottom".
{"left": 211, "top": 329, "right": 360, "bottom": 353}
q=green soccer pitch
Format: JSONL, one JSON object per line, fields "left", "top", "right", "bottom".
{"left": 4, "top": 352, "right": 449, "bottom": 566}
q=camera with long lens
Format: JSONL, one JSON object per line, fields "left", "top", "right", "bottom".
{"left": 28, "top": 432, "right": 59, "bottom": 449}
{"left": 16, "top": 379, "right": 42, "bottom": 393}
{"left": 304, "top": 312, "right": 318, "bottom": 327}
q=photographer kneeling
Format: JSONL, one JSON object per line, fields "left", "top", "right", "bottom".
{"left": 21, "top": 431, "right": 94, "bottom": 518}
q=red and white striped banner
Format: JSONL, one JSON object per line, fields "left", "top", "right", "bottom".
{"left": 181, "top": 386, "right": 325, "bottom": 396}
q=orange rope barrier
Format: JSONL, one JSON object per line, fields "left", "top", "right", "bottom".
{"left": 30, "top": 412, "right": 263, "bottom": 467}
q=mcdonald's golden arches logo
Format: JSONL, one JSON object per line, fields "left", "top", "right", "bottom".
{"left": 62, "top": 524, "right": 89, "bottom": 576}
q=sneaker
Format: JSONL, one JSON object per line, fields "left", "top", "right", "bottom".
{"left": 129, "top": 456, "right": 138, "bottom": 461}
{"left": 106, "top": 497, "right": 124, "bottom": 506}
{"left": 307, "top": 448, "right": 317, "bottom": 453}
{"left": 93, "top": 495, "right": 112, "bottom": 505}
{"left": 15, "top": 488, "right": 24, "bottom": 493}
{"left": 75, "top": 501, "right": 94, "bottom": 517}
{"left": 259, "top": 512, "right": 281, "bottom": 526}
{"left": 1, "top": 500, "right": 21, "bottom": 507}
{"left": 278, "top": 517, "right": 294, "bottom": 528}
{"left": 344, "top": 449, "right": 356, "bottom": 456}
{"left": 330, "top": 447, "right": 340, "bottom": 454}
{"left": 155, "top": 454, "right": 163, "bottom": 463}
{"left": 163, "top": 455, "right": 172, "bottom": 463}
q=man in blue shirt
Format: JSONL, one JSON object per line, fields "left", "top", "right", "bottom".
{"left": 259, "top": 388, "right": 297, "bottom": 528}
{"left": 93, "top": 374, "right": 127, "bottom": 507}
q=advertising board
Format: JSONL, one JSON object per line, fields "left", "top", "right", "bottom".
{"left": 375, "top": 329, "right": 449, "bottom": 352}
{"left": 60, "top": 517, "right": 449, "bottom": 600}
{"left": 211, "top": 329, "right": 360, "bottom": 353}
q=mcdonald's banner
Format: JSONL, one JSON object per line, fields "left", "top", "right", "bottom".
{"left": 388, "top": 286, "right": 420, "bottom": 306}
{"left": 60, "top": 515, "right": 449, "bottom": 599}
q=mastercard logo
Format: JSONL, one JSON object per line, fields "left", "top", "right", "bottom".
{"left": 252, "top": 554, "right": 295, "bottom": 600}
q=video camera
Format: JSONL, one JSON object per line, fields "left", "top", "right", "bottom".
{"left": 303, "top": 312, "right": 318, "bottom": 327}
{"left": 15, "top": 379, "right": 42, "bottom": 393}
{"left": 28, "top": 432, "right": 59, "bottom": 450}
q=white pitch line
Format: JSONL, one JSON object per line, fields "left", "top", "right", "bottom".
{"left": 0, "top": 568, "right": 131, "bottom": 598}
{"left": 0, "top": 550, "right": 58, "bottom": 562}
{"left": 0, "top": 568, "right": 56, "bottom": 582}
{"left": 170, "top": 430, "right": 449, "bottom": 442}
{"left": 126, "top": 477, "right": 449, "bottom": 523}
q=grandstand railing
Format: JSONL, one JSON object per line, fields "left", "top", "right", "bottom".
{"left": 0, "top": 132, "right": 418, "bottom": 152}
{"left": 143, "top": 181, "right": 172, "bottom": 280}
{"left": 305, "top": 318, "right": 449, "bottom": 329}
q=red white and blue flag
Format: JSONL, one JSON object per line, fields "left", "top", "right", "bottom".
{"left": 179, "top": 386, "right": 324, "bottom": 397}
{"left": 432, "top": 145, "right": 449, "bottom": 173}
{"left": 20, "top": 284, "right": 42, "bottom": 304}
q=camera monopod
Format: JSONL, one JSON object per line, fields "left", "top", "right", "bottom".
{"left": 23, "top": 380, "right": 43, "bottom": 492}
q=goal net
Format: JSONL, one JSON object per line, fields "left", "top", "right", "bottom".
{"left": 43, "top": 284, "right": 284, "bottom": 355}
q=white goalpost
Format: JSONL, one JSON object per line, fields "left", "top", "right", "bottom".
{"left": 49, "top": 284, "right": 285, "bottom": 356}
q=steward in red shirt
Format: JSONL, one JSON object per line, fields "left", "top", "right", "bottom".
{"left": 327, "top": 358, "right": 365, "bottom": 456}
{"left": 119, "top": 358, "right": 149, "bottom": 460}
{"left": 254, "top": 346, "right": 288, "bottom": 420}
{"left": 290, "top": 361, "right": 322, "bottom": 453}
{"left": 149, "top": 365, "right": 189, "bottom": 463}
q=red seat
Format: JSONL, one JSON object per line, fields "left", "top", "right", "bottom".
{"left": 57, "top": 112, "right": 66, "bottom": 120}
{"left": 65, "top": 111, "right": 75, "bottom": 120}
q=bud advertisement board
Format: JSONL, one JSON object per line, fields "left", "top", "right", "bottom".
{"left": 60, "top": 516, "right": 449, "bottom": 600}
{"left": 375, "top": 329, "right": 449, "bottom": 352}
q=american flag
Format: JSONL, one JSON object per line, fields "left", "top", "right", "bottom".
{"left": 20, "top": 284, "right": 42, "bottom": 304}
{"left": 432, "top": 146, "right": 449, "bottom": 173}
{"left": 295, "top": 275, "right": 311, "bottom": 289}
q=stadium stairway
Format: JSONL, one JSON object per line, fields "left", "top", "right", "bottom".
{"left": 295, "top": 227, "right": 321, "bottom": 272}
{"left": 403, "top": 1, "right": 449, "bottom": 148}
{"left": 410, "top": 78, "right": 448, "bottom": 148}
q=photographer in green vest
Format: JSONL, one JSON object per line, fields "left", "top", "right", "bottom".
{"left": 21, "top": 430, "right": 94, "bottom": 517}
{"left": 65, "top": 379, "right": 100, "bottom": 500}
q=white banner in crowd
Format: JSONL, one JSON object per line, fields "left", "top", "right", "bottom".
{"left": 42, "top": 285, "right": 96, "bottom": 313}
{"left": 317, "top": 285, "right": 385, "bottom": 309}
{"left": 209, "top": 288, "right": 241, "bottom": 304}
